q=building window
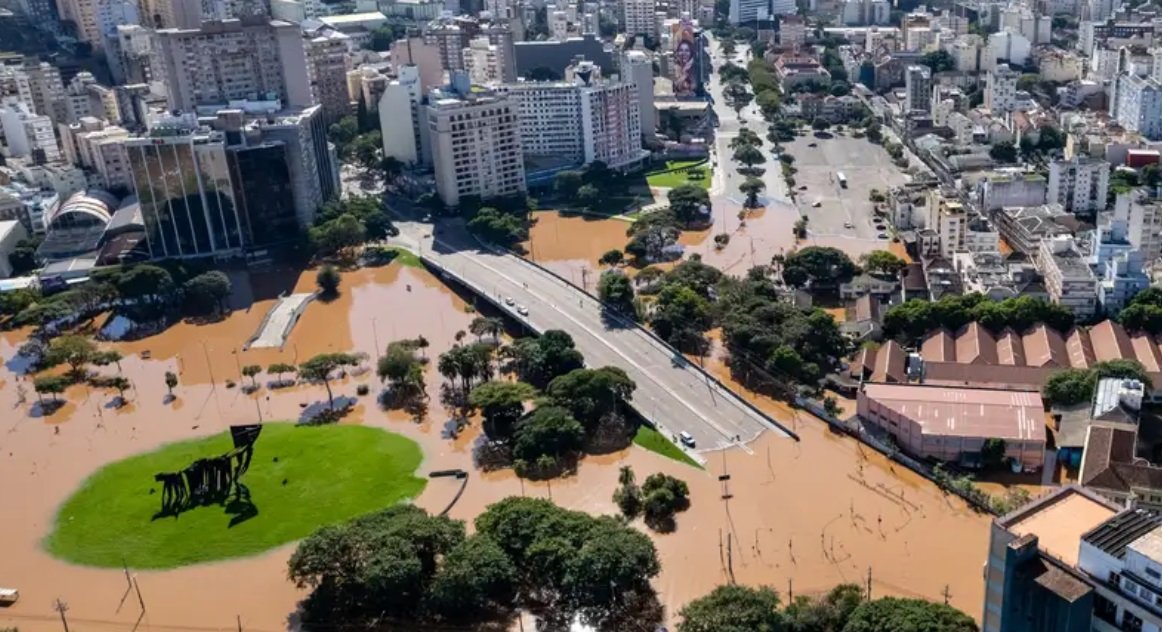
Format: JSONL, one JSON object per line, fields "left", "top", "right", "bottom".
{"left": 1148, "top": 567, "right": 1162, "bottom": 581}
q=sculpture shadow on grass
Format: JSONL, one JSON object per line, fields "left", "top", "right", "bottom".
{"left": 225, "top": 483, "right": 258, "bottom": 528}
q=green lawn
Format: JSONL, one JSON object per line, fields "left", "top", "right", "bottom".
{"left": 45, "top": 423, "right": 426, "bottom": 569}
{"left": 387, "top": 246, "right": 423, "bottom": 268}
{"left": 644, "top": 160, "right": 711, "bottom": 190}
{"left": 633, "top": 425, "right": 703, "bottom": 469}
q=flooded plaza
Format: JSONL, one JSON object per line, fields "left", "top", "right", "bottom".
{"left": 0, "top": 256, "right": 990, "bottom": 632}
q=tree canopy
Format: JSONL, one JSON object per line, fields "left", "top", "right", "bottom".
{"left": 842, "top": 597, "right": 976, "bottom": 632}
{"left": 678, "top": 584, "right": 784, "bottom": 632}
{"left": 546, "top": 366, "right": 635, "bottom": 431}
{"left": 1043, "top": 359, "right": 1151, "bottom": 406}
{"left": 782, "top": 247, "right": 858, "bottom": 289}
{"left": 882, "top": 294, "right": 1075, "bottom": 343}
{"left": 466, "top": 207, "right": 528, "bottom": 249}
{"left": 598, "top": 271, "right": 636, "bottom": 315}
{"left": 501, "top": 330, "right": 584, "bottom": 389}
{"left": 860, "top": 250, "right": 906, "bottom": 277}
{"left": 469, "top": 380, "right": 538, "bottom": 439}
{"left": 668, "top": 184, "right": 712, "bottom": 225}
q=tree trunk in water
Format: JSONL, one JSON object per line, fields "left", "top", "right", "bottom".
{"left": 324, "top": 379, "right": 335, "bottom": 409}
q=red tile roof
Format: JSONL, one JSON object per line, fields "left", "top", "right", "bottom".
{"left": 1065, "top": 328, "right": 1095, "bottom": 369}
{"left": 1022, "top": 324, "right": 1067, "bottom": 368}
{"left": 956, "top": 322, "right": 998, "bottom": 365}
{"left": 921, "top": 328, "right": 955, "bottom": 362}
{"left": 997, "top": 327, "right": 1026, "bottom": 366}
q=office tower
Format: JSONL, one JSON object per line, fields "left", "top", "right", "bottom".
{"left": 226, "top": 141, "right": 298, "bottom": 247}
{"left": 151, "top": 19, "right": 312, "bottom": 111}
{"left": 249, "top": 105, "right": 337, "bottom": 227}
{"left": 904, "top": 65, "right": 931, "bottom": 113}
{"left": 427, "top": 91, "right": 525, "bottom": 206}
{"left": 124, "top": 128, "right": 246, "bottom": 257}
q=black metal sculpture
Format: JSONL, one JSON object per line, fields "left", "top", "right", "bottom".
{"left": 154, "top": 424, "right": 263, "bottom": 517}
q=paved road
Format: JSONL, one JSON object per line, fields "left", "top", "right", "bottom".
{"left": 391, "top": 221, "right": 793, "bottom": 453}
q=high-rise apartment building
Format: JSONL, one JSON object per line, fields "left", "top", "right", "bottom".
{"left": 621, "top": 0, "right": 656, "bottom": 36}
{"left": 463, "top": 36, "right": 504, "bottom": 85}
{"left": 1047, "top": 156, "right": 1110, "bottom": 216}
{"left": 1129, "top": 195, "right": 1162, "bottom": 266}
{"left": 152, "top": 18, "right": 312, "bottom": 111}
{"left": 424, "top": 17, "right": 515, "bottom": 82}
{"left": 139, "top": 0, "right": 202, "bottom": 28}
{"left": 0, "top": 103, "right": 61, "bottom": 163}
{"left": 497, "top": 61, "right": 645, "bottom": 170}
{"left": 985, "top": 64, "right": 1019, "bottom": 113}
{"left": 427, "top": 91, "right": 525, "bottom": 206}
{"left": 302, "top": 24, "right": 352, "bottom": 124}
{"left": 21, "top": 62, "right": 65, "bottom": 122}
{"left": 379, "top": 65, "right": 425, "bottom": 166}
{"left": 904, "top": 65, "right": 931, "bottom": 113}
{"left": 0, "top": 66, "right": 33, "bottom": 106}
{"left": 56, "top": 0, "right": 138, "bottom": 51}
{"left": 621, "top": 50, "right": 655, "bottom": 141}
{"left": 1111, "top": 72, "right": 1162, "bottom": 140}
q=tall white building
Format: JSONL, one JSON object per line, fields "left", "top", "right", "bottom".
{"left": 57, "top": 0, "right": 139, "bottom": 52}
{"left": 427, "top": 92, "right": 526, "bottom": 207}
{"left": 463, "top": 36, "right": 504, "bottom": 85}
{"left": 152, "top": 19, "right": 313, "bottom": 111}
{"left": 1047, "top": 156, "right": 1110, "bottom": 215}
{"left": 379, "top": 65, "right": 425, "bottom": 166}
{"left": 985, "top": 65, "right": 1019, "bottom": 113}
{"left": 1111, "top": 73, "right": 1162, "bottom": 140}
{"left": 729, "top": 0, "right": 770, "bottom": 25}
{"left": 498, "top": 61, "right": 645, "bottom": 171}
{"left": 21, "top": 62, "right": 65, "bottom": 123}
{"left": 0, "top": 103, "right": 61, "bottom": 163}
{"left": 621, "top": 0, "right": 656, "bottom": 35}
{"left": 1130, "top": 195, "right": 1162, "bottom": 266}
{"left": 621, "top": 50, "right": 655, "bottom": 141}
{"left": 1036, "top": 235, "right": 1098, "bottom": 317}
{"left": 0, "top": 66, "right": 33, "bottom": 106}
{"left": 904, "top": 65, "right": 931, "bottom": 114}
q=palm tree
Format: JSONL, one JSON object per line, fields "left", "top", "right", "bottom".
{"left": 469, "top": 316, "right": 504, "bottom": 341}
{"left": 618, "top": 465, "right": 636, "bottom": 487}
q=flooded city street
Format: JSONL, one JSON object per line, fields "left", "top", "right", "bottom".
{"left": 0, "top": 255, "right": 990, "bottom": 632}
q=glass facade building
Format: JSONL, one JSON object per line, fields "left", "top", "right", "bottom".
{"left": 226, "top": 141, "right": 298, "bottom": 247}
{"left": 126, "top": 134, "right": 244, "bottom": 258}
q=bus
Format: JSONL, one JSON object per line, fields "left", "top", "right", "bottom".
{"left": 836, "top": 171, "right": 848, "bottom": 188}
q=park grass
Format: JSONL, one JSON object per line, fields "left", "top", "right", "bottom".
{"left": 633, "top": 425, "right": 703, "bottom": 469}
{"left": 644, "top": 160, "right": 711, "bottom": 190}
{"left": 44, "top": 423, "right": 426, "bottom": 569}
{"left": 386, "top": 246, "right": 423, "bottom": 268}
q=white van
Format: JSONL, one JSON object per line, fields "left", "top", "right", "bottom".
{"left": 679, "top": 431, "right": 696, "bottom": 448}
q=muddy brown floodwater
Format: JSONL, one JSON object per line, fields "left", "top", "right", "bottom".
{"left": 523, "top": 210, "right": 631, "bottom": 290}
{"left": 0, "top": 262, "right": 990, "bottom": 632}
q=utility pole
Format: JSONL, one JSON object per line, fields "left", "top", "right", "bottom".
{"left": 942, "top": 585, "right": 952, "bottom": 605}
{"left": 866, "top": 566, "right": 873, "bottom": 600}
{"left": 237, "top": 614, "right": 243, "bottom": 632}
{"left": 53, "top": 598, "right": 70, "bottom": 632}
